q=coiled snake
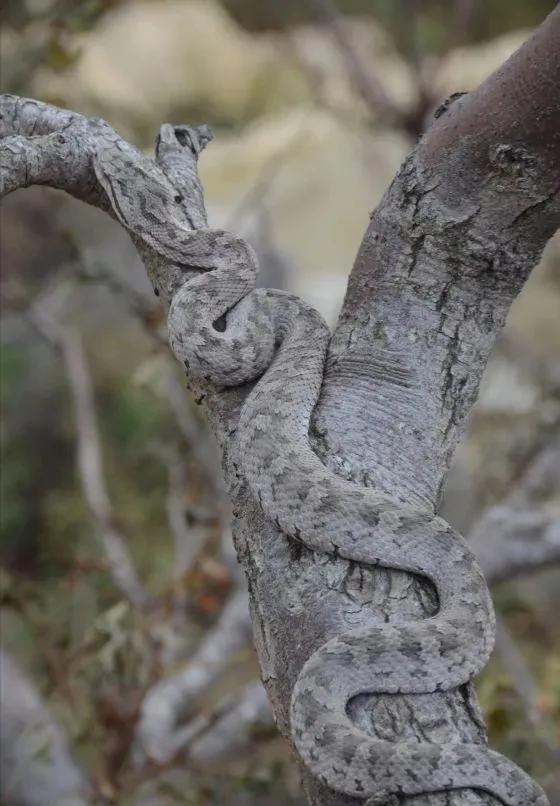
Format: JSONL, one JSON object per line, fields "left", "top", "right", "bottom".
{"left": 94, "top": 134, "right": 548, "bottom": 806}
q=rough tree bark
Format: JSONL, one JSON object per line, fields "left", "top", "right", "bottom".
{"left": 1, "top": 8, "right": 559, "bottom": 805}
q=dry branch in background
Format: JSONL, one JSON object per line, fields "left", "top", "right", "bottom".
{"left": 470, "top": 442, "right": 560, "bottom": 584}
{"left": 27, "top": 302, "right": 149, "bottom": 610}
{"left": 135, "top": 586, "right": 252, "bottom": 764}
{"left": 1, "top": 8, "right": 560, "bottom": 804}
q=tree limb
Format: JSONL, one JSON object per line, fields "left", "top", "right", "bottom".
{"left": 135, "top": 587, "right": 252, "bottom": 764}
{"left": 27, "top": 300, "right": 149, "bottom": 609}
{"left": 309, "top": 0, "right": 404, "bottom": 129}
{"left": 0, "top": 95, "right": 117, "bottom": 208}
{"left": 470, "top": 442, "right": 560, "bottom": 584}
{"left": 233, "top": 11, "right": 560, "bottom": 805}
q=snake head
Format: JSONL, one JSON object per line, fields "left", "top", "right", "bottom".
{"left": 155, "top": 124, "right": 213, "bottom": 229}
{"left": 155, "top": 123, "right": 213, "bottom": 159}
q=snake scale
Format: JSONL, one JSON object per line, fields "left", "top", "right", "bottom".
{"left": 93, "top": 128, "right": 549, "bottom": 806}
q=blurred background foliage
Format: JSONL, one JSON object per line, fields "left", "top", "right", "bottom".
{"left": 1, "top": 1, "right": 559, "bottom": 804}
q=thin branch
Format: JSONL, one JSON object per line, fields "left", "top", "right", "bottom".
{"left": 309, "top": 0, "right": 400, "bottom": 126}
{"left": 471, "top": 443, "right": 560, "bottom": 584}
{"left": 188, "top": 681, "right": 273, "bottom": 763}
{"left": 28, "top": 300, "right": 149, "bottom": 609}
{"left": 494, "top": 616, "right": 550, "bottom": 738}
{"left": 135, "top": 587, "right": 251, "bottom": 764}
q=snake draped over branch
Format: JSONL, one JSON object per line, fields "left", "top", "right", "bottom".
{"left": 93, "top": 126, "right": 549, "bottom": 806}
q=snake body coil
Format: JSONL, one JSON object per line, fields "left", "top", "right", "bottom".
{"left": 94, "top": 146, "right": 548, "bottom": 805}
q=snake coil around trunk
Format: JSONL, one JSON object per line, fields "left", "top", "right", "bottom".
{"left": 94, "top": 139, "right": 548, "bottom": 806}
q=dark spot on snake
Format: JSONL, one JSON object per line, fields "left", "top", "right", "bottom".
{"left": 183, "top": 359, "right": 190, "bottom": 370}
{"left": 213, "top": 313, "right": 227, "bottom": 332}
{"left": 153, "top": 287, "right": 160, "bottom": 297}
{"left": 174, "top": 128, "right": 190, "bottom": 147}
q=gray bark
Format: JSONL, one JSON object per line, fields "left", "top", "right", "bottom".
{"left": 1, "top": 9, "right": 559, "bottom": 804}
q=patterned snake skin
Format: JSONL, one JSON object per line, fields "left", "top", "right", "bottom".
{"left": 93, "top": 135, "right": 549, "bottom": 806}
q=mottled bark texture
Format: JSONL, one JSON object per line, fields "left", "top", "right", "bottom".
{"left": 1, "top": 8, "right": 559, "bottom": 805}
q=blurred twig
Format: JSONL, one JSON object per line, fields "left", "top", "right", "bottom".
{"left": 448, "top": 0, "right": 478, "bottom": 49}
{"left": 188, "top": 681, "right": 274, "bottom": 764}
{"left": 309, "top": 0, "right": 399, "bottom": 125}
{"left": 471, "top": 441, "right": 560, "bottom": 584}
{"left": 225, "top": 122, "right": 304, "bottom": 233}
{"left": 26, "top": 291, "right": 150, "bottom": 610}
{"left": 134, "top": 585, "right": 253, "bottom": 764}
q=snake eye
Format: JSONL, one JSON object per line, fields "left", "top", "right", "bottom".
{"left": 174, "top": 194, "right": 183, "bottom": 204}
{"left": 213, "top": 314, "right": 227, "bottom": 333}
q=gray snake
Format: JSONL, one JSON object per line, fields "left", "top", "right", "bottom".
{"left": 93, "top": 132, "right": 549, "bottom": 806}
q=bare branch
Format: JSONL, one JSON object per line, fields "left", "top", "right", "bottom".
{"left": 27, "top": 298, "right": 149, "bottom": 609}
{"left": 494, "top": 617, "right": 545, "bottom": 733}
{"left": 135, "top": 587, "right": 251, "bottom": 764}
{"left": 0, "top": 93, "right": 204, "bottom": 303}
{"left": 59, "top": 326, "right": 149, "bottom": 608}
{"left": 0, "top": 652, "right": 88, "bottom": 806}
{"left": 188, "top": 681, "right": 273, "bottom": 763}
{"left": 0, "top": 95, "right": 117, "bottom": 209}
{"left": 471, "top": 443, "right": 560, "bottom": 583}
{"left": 309, "top": 0, "right": 400, "bottom": 126}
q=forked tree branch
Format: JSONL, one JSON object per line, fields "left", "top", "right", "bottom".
{"left": 1, "top": 9, "right": 559, "bottom": 804}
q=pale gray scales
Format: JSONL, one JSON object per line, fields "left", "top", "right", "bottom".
{"left": 93, "top": 129, "right": 549, "bottom": 806}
